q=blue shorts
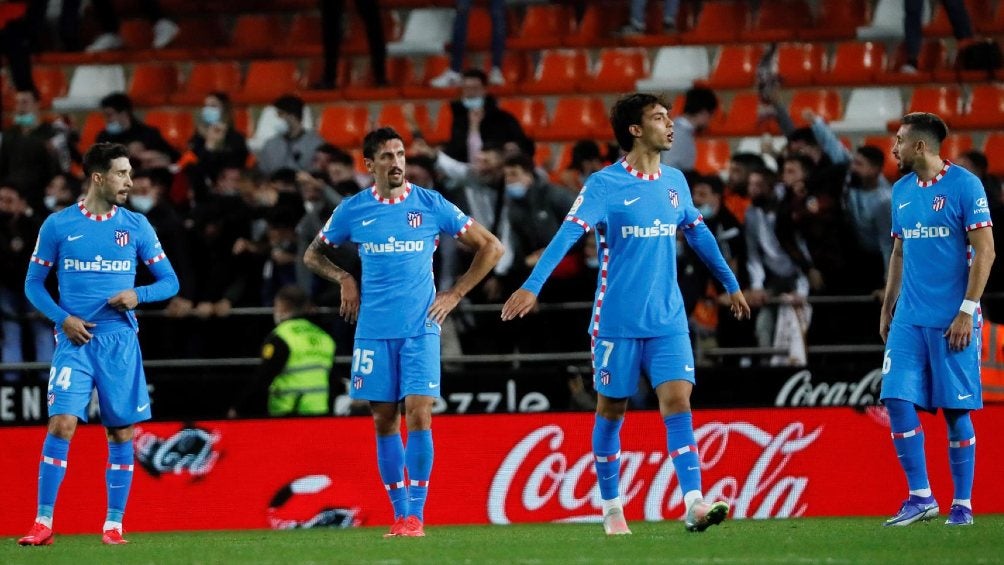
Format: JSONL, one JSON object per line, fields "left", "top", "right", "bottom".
{"left": 349, "top": 335, "right": 441, "bottom": 402}
{"left": 592, "top": 334, "right": 695, "bottom": 399}
{"left": 48, "top": 329, "right": 151, "bottom": 427}
{"left": 881, "top": 321, "right": 983, "bottom": 411}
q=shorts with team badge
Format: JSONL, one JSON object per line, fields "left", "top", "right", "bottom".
{"left": 882, "top": 321, "right": 983, "bottom": 411}
{"left": 48, "top": 329, "right": 151, "bottom": 427}
{"left": 592, "top": 334, "right": 695, "bottom": 399}
{"left": 349, "top": 334, "right": 441, "bottom": 402}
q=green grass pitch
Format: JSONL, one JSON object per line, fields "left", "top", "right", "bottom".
{"left": 3, "top": 516, "right": 1004, "bottom": 564}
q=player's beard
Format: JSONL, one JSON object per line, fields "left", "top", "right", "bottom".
{"left": 387, "top": 170, "right": 405, "bottom": 189}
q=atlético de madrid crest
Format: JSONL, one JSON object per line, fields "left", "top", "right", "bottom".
{"left": 114, "top": 230, "right": 130, "bottom": 247}
{"left": 932, "top": 194, "right": 946, "bottom": 212}
{"left": 668, "top": 189, "right": 679, "bottom": 208}
{"left": 407, "top": 210, "right": 423, "bottom": 228}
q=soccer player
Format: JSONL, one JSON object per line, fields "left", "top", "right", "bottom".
{"left": 18, "top": 142, "right": 180, "bottom": 545}
{"left": 304, "top": 127, "right": 503, "bottom": 537}
{"left": 501, "top": 93, "right": 750, "bottom": 535}
{"left": 880, "top": 112, "right": 994, "bottom": 527}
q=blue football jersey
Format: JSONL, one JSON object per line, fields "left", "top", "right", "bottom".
{"left": 30, "top": 202, "right": 168, "bottom": 333}
{"left": 891, "top": 161, "right": 992, "bottom": 328}
{"left": 319, "top": 183, "right": 473, "bottom": 339}
{"left": 567, "top": 160, "right": 704, "bottom": 338}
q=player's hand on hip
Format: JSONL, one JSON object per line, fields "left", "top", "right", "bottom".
{"left": 107, "top": 289, "right": 139, "bottom": 311}
{"left": 62, "top": 316, "right": 96, "bottom": 345}
{"left": 944, "top": 313, "right": 974, "bottom": 351}
{"left": 339, "top": 276, "right": 360, "bottom": 324}
{"left": 728, "top": 291, "right": 751, "bottom": 320}
{"left": 501, "top": 289, "right": 538, "bottom": 321}
{"left": 429, "top": 289, "right": 462, "bottom": 325}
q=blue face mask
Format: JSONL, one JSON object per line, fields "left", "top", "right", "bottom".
{"left": 13, "top": 113, "right": 37, "bottom": 127}
{"left": 129, "top": 195, "right": 155, "bottom": 213}
{"left": 105, "top": 121, "right": 124, "bottom": 135}
{"left": 461, "top": 96, "right": 484, "bottom": 110}
{"left": 201, "top": 106, "right": 222, "bottom": 125}
{"left": 505, "top": 182, "right": 529, "bottom": 199}
{"left": 697, "top": 203, "right": 715, "bottom": 219}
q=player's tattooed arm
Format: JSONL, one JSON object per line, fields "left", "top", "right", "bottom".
{"left": 304, "top": 238, "right": 359, "bottom": 323}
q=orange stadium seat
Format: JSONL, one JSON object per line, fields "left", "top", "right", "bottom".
{"left": 343, "top": 11, "right": 401, "bottom": 57}
{"left": 318, "top": 105, "right": 370, "bottom": 147}
{"left": 563, "top": 4, "right": 620, "bottom": 48}
{"left": 224, "top": 14, "right": 285, "bottom": 57}
{"left": 694, "top": 138, "right": 731, "bottom": 175}
{"left": 276, "top": 13, "right": 322, "bottom": 57}
{"left": 926, "top": 0, "right": 992, "bottom": 37}
{"left": 119, "top": 19, "right": 152, "bottom": 50}
{"left": 941, "top": 133, "right": 974, "bottom": 158}
{"left": 461, "top": 6, "right": 494, "bottom": 51}
{"left": 128, "top": 63, "right": 179, "bottom": 106}
{"left": 816, "top": 42, "right": 886, "bottom": 86}
{"left": 79, "top": 112, "right": 106, "bottom": 151}
{"left": 342, "top": 57, "right": 409, "bottom": 101}
{"left": 157, "top": 17, "right": 228, "bottom": 56}
{"left": 537, "top": 97, "right": 608, "bottom": 142}
{"left": 680, "top": 1, "right": 748, "bottom": 44}
{"left": 508, "top": 5, "right": 573, "bottom": 50}
{"left": 231, "top": 107, "right": 251, "bottom": 137}
{"left": 982, "top": 0, "right": 1004, "bottom": 33}
{"left": 776, "top": 42, "right": 826, "bottom": 87}
{"left": 424, "top": 100, "right": 453, "bottom": 145}
{"left": 700, "top": 44, "right": 763, "bottom": 89}
{"left": 706, "top": 92, "right": 770, "bottom": 137}
{"left": 790, "top": 89, "right": 843, "bottom": 127}
{"left": 32, "top": 67, "right": 67, "bottom": 109}
{"left": 801, "top": 0, "right": 867, "bottom": 40}
{"left": 742, "top": 0, "right": 812, "bottom": 42}
{"left": 520, "top": 49, "right": 589, "bottom": 95}
{"left": 482, "top": 52, "right": 531, "bottom": 97}
{"left": 144, "top": 110, "right": 194, "bottom": 151}
{"left": 863, "top": 135, "right": 901, "bottom": 181}
{"left": 403, "top": 55, "right": 454, "bottom": 99}
{"left": 171, "top": 62, "right": 242, "bottom": 105}
{"left": 983, "top": 133, "right": 1004, "bottom": 175}
{"left": 888, "top": 86, "right": 962, "bottom": 130}
{"left": 373, "top": 103, "right": 431, "bottom": 145}
{"left": 955, "top": 84, "right": 1004, "bottom": 129}
{"left": 880, "top": 40, "right": 947, "bottom": 84}
{"left": 498, "top": 97, "right": 548, "bottom": 138}
{"left": 582, "top": 48, "right": 649, "bottom": 93}
{"left": 235, "top": 60, "right": 303, "bottom": 104}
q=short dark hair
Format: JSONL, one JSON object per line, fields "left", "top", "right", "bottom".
{"left": 133, "top": 167, "right": 174, "bottom": 190}
{"left": 275, "top": 284, "right": 310, "bottom": 313}
{"left": 961, "top": 149, "right": 989, "bottom": 173}
{"left": 83, "top": 142, "right": 130, "bottom": 176}
{"left": 273, "top": 94, "right": 305, "bottom": 121}
{"left": 901, "top": 112, "right": 949, "bottom": 146}
{"left": 100, "top": 92, "right": 133, "bottom": 114}
{"left": 270, "top": 167, "right": 298, "bottom": 186}
{"left": 787, "top": 127, "right": 818, "bottom": 147}
{"left": 730, "top": 152, "right": 766, "bottom": 171}
{"left": 683, "top": 87, "right": 719, "bottom": 115}
{"left": 503, "top": 152, "right": 535, "bottom": 173}
{"left": 689, "top": 173, "right": 725, "bottom": 196}
{"left": 856, "top": 145, "right": 886, "bottom": 169}
{"left": 571, "top": 140, "right": 602, "bottom": 169}
{"left": 461, "top": 68, "right": 488, "bottom": 85}
{"left": 610, "top": 92, "right": 671, "bottom": 152}
{"left": 784, "top": 154, "right": 815, "bottom": 175}
{"left": 362, "top": 127, "right": 404, "bottom": 159}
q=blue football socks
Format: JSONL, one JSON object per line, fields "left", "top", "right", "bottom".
{"left": 404, "top": 429, "right": 434, "bottom": 521}
{"left": 592, "top": 414, "right": 624, "bottom": 502}
{"left": 885, "top": 398, "right": 931, "bottom": 495}
{"left": 945, "top": 409, "right": 976, "bottom": 503}
{"left": 105, "top": 440, "right": 134, "bottom": 524}
{"left": 37, "top": 434, "right": 70, "bottom": 522}
{"left": 664, "top": 412, "right": 702, "bottom": 500}
{"left": 376, "top": 434, "right": 409, "bottom": 519}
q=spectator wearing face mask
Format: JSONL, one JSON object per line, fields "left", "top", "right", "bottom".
{"left": 0, "top": 88, "right": 64, "bottom": 210}
{"left": 96, "top": 92, "right": 179, "bottom": 162}
{"left": 40, "top": 173, "right": 81, "bottom": 216}
{"left": 256, "top": 94, "right": 324, "bottom": 175}
{"left": 441, "top": 69, "right": 531, "bottom": 165}
{"left": 188, "top": 91, "right": 250, "bottom": 181}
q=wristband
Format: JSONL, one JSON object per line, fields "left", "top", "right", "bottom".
{"left": 960, "top": 299, "right": 978, "bottom": 316}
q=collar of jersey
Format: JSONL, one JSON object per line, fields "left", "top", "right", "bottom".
{"left": 77, "top": 201, "right": 118, "bottom": 221}
{"left": 620, "top": 158, "right": 661, "bottom": 181}
{"left": 916, "top": 160, "right": 951, "bottom": 188}
{"left": 369, "top": 182, "right": 413, "bottom": 205}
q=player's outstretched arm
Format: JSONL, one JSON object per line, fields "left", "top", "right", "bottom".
{"left": 501, "top": 289, "right": 538, "bottom": 321}
{"left": 304, "top": 237, "right": 360, "bottom": 323}
{"left": 880, "top": 238, "right": 904, "bottom": 344}
{"left": 430, "top": 222, "right": 504, "bottom": 324}
{"left": 945, "top": 226, "right": 996, "bottom": 351}
{"left": 501, "top": 221, "right": 588, "bottom": 321}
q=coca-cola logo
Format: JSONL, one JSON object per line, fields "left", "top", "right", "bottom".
{"left": 774, "top": 369, "right": 883, "bottom": 407}
{"left": 135, "top": 425, "right": 221, "bottom": 478}
{"left": 488, "top": 421, "right": 822, "bottom": 524}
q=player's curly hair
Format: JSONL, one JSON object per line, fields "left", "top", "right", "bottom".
{"left": 362, "top": 127, "right": 404, "bottom": 160}
{"left": 610, "top": 93, "right": 672, "bottom": 152}
{"left": 901, "top": 112, "right": 949, "bottom": 147}
{"left": 83, "top": 142, "right": 130, "bottom": 177}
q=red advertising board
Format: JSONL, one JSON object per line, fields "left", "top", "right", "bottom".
{"left": 2, "top": 407, "right": 1002, "bottom": 535}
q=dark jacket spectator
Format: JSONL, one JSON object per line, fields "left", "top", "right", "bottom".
{"left": 96, "top": 92, "right": 180, "bottom": 161}
{"left": 442, "top": 69, "right": 531, "bottom": 164}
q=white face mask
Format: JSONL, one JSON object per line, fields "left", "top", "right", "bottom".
{"left": 461, "top": 96, "right": 485, "bottom": 110}
{"left": 274, "top": 119, "right": 290, "bottom": 136}
{"left": 129, "top": 195, "right": 155, "bottom": 213}
{"left": 44, "top": 195, "right": 58, "bottom": 211}
{"left": 201, "top": 106, "right": 222, "bottom": 125}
